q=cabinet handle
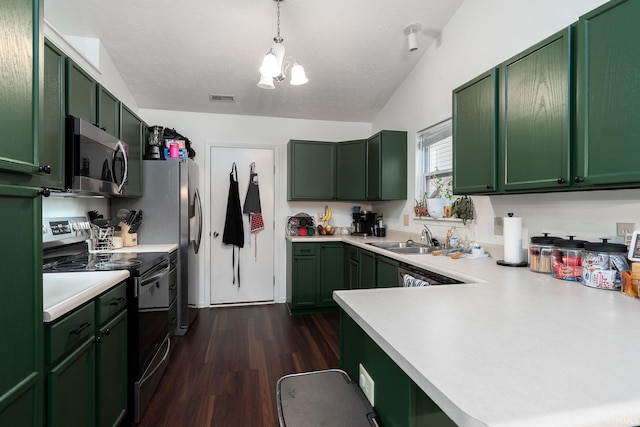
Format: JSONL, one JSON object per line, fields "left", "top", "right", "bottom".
{"left": 70, "top": 322, "right": 91, "bottom": 335}
{"left": 110, "top": 297, "right": 126, "bottom": 306}
{"left": 300, "top": 249, "right": 311, "bottom": 253}
{"left": 103, "top": 328, "right": 111, "bottom": 336}
{"left": 95, "top": 336, "right": 101, "bottom": 344}
{"left": 574, "top": 176, "right": 584, "bottom": 183}
{"left": 557, "top": 178, "right": 566, "bottom": 184}
{"left": 39, "top": 165, "right": 52, "bottom": 174}
{"left": 486, "top": 184, "right": 494, "bottom": 190}
{"left": 39, "top": 188, "right": 51, "bottom": 197}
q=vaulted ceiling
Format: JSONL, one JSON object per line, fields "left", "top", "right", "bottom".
{"left": 45, "top": 0, "right": 463, "bottom": 122}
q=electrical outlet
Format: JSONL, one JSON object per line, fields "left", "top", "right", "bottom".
{"left": 403, "top": 214, "right": 409, "bottom": 226}
{"left": 616, "top": 222, "right": 636, "bottom": 237}
{"left": 494, "top": 217, "right": 503, "bottom": 235}
{"left": 359, "top": 364, "right": 375, "bottom": 406}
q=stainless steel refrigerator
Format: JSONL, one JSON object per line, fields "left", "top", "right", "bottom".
{"left": 113, "top": 159, "right": 202, "bottom": 336}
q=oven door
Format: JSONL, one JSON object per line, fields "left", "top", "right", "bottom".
{"left": 136, "top": 258, "right": 171, "bottom": 376}
{"left": 66, "top": 115, "right": 129, "bottom": 196}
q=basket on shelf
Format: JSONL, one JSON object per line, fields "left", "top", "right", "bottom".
{"left": 286, "top": 213, "right": 315, "bottom": 237}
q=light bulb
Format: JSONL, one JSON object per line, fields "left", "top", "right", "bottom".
{"left": 290, "top": 62, "right": 308, "bottom": 85}
{"left": 257, "top": 73, "right": 275, "bottom": 89}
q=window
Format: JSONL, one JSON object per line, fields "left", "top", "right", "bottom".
{"left": 417, "top": 118, "right": 452, "bottom": 201}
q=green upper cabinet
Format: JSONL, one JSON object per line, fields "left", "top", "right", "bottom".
{"left": 500, "top": 28, "right": 572, "bottom": 192}
{"left": 0, "top": 0, "right": 41, "bottom": 176}
{"left": 452, "top": 69, "right": 498, "bottom": 194}
{"left": 336, "top": 139, "right": 366, "bottom": 200}
{"left": 365, "top": 130, "right": 407, "bottom": 200}
{"left": 65, "top": 58, "right": 97, "bottom": 125}
{"left": 575, "top": 0, "right": 640, "bottom": 187}
{"left": 288, "top": 140, "right": 336, "bottom": 200}
{"left": 96, "top": 85, "right": 120, "bottom": 138}
{"left": 120, "top": 105, "right": 144, "bottom": 197}
{"left": 41, "top": 39, "right": 66, "bottom": 189}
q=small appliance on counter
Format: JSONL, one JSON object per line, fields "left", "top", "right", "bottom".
{"left": 351, "top": 211, "right": 377, "bottom": 236}
{"left": 145, "top": 125, "right": 165, "bottom": 160}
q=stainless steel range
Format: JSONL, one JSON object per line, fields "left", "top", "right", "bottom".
{"left": 43, "top": 216, "right": 172, "bottom": 424}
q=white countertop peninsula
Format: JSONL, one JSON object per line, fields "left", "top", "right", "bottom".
{"left": 288, "top": 233, "right": 640, "bottom": 426}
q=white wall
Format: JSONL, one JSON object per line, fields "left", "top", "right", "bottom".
{"left": 139, "top": 109, "right": 371, "bottom": 305}
{"left": 371, "top": 0, "right": 640, "bottom": 247}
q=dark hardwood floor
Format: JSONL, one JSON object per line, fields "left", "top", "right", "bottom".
{"left": 134, "top": 304, "right": 340, "bottom": 427}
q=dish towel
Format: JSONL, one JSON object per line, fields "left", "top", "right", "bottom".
{"left": 223, "top": 162, "right": 244, "bottom": 287}
{"left": 243, "top": 162, "right": 264, "bottom": 260}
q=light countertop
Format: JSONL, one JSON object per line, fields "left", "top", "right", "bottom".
{"left": 42, "top": 244, "right": 177, "bottom": 323}
{"left": 43, "top": 271, "right": 130, "bottom": 322}
{"left": 289, "top": 233, "right": 640, "bottom": 426}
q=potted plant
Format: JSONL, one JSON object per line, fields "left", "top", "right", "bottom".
{"left": 414, "top": 198, "right": 427, "bottom": 217}
{"left": 426, "top": 173, "right": 452, "bottom": 218}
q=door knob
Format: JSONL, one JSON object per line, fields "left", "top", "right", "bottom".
{"left": 213, "top": 231, "right": 219, "bottom": 238}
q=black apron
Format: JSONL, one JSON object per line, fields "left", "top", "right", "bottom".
{"left": 223, "top": 163, "right": 244, "bottom": 286}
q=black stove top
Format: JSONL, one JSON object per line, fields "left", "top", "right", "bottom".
{"left": 43, "top": 245, "right": 167, "bottom": 276}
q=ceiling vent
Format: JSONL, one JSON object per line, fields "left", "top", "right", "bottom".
{"left": 209, "top": 94, "right": 236, "bottom": 102}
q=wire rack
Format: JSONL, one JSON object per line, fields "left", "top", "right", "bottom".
{"left": 88, "top": 225, "right": 114, "bottom": 253}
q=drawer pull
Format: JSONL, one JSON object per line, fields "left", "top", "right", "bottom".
{"left": 39, "top": 165, "right": 52, "bottom": 174}
{"left": 300, "top": 249, "right": 311, "bottom": 253}
{"left": 110, "top": 297, "right": 126, "bottom": 306}
{"left": 103, "top": 328, "right": 111, "bottom": 336}
{"left": 70, "top": 322, "right": 91, "bottom": 335}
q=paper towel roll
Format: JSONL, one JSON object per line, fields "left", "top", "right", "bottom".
{"left": 503, "top": 215, "right": 523, "bottom": 264}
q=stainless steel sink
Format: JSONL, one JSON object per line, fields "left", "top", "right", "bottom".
{"left": 367, "top": 241, "right": 441, "bottom": 255}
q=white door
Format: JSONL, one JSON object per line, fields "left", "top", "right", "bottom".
{"left": 210, "top": 147, "right": 275, "bottom": 304}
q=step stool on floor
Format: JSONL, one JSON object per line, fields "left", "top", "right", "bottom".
{"left": 276, "top": 369, "right": 380, "bottom": 427}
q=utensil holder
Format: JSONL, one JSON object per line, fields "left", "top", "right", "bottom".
{"left": 88, "top": 225, "right": 114, "bottom": 253}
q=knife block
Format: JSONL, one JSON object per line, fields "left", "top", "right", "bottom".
{"left": 118, "top": 222, "right": 138, "bottom": 247}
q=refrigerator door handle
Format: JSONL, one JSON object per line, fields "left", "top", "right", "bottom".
{"left": 194, "top": 188, "right": 203, "bottom": 254}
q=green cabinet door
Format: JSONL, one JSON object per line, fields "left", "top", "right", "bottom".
{"left": 359, "top": 250, "right": 376, "bottom": 289}
{"left": 500, "top": 28, "right": 572, "bottom": 191}
{"left": 576, "top": 0, "right": 640, "bottom": 187}
{"left": 0, "top": 185, "right": 42, "bottom": 426}
{"left": 288, "top": 140, "right": 336, "bottom": 200}
{"left": 41, "top": 39, "right": 66, "bottom": 189}
{"left": 336, "top": 139, "right": 366, "bottom": 200}
{"left": 120, "top": 106, "right": 144, "bottom": 197}
{"left": 318, "top": 243, "right": 345, "bottom": 306}
{"left": 96, "top": 85, "right": 120, "bottom": 138}
{"left": 290, "top": 252, "right": 317, "bottom": 309}
{"left": 96, "top": 311, "right": 127, "bottom": 427}
{"left": 366, "top": 131, "right": 407, "bottom": 200}
{"left": 0, "top": 0, "right": 41, "bottom": 175}
{"left": 347, "top": 245, "right": 360, "bottom": 289}
{"left": 66, "top": 58, "right": 96, "bottom": 124}
{"left": 376, "top": 255, "right": 399, "bottom": 288}
{"left": 453, "top": 69, "right": 498, "bottom": 194}
{"left": 47, "top": 338, "right": 95, "bottom": 427}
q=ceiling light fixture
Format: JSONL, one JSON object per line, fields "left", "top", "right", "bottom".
{"left": 404, "top": 23, "right": 422, "bottom": 52}
{"left": 257, "top": 0, "right": 308, "bottom": 89}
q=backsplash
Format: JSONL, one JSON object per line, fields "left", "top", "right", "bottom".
{"left": 43, "top": 196, "right": 109, "bottom": 218}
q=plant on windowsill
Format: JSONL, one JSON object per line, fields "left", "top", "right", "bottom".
{"left": 426, "top": 173, "right": 452, "bottom": 218}
{"left": 414, "top": 198, "right": 427, "bottom": 217}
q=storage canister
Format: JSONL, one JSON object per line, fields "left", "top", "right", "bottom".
{"left": 529, "top": 233, "right": 560, "bottom": 274}
{"left": 582, "top": 239, "right": 629, "bottom": 290}
{"left": 552, "top": 237, "right": 588, "bottom": 281}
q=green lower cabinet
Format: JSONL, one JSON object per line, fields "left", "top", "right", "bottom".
{"left": 376, "top": 256, "right": 399, "bottom": 288}
{"left": 96, "top": 311, "right": 127, "bottom": 427}
{"left": 359, "top": 250, "right": 376, "bottom": 289}
{"left": 47, "top": 337, "right": 95, "bottom": 427}
{"left": 45, "top": 284, "right": 128, "bottom": 427}
{"left": 341, "top": 311, "right": 455, "bottom": 427}
{"left": 287, "top": 241, "right": 346, "bottom": 313}
{"left": 347, "top": 245, "right": 360, "bottom": 289}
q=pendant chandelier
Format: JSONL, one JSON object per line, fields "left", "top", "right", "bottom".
{"left": 257, "top": 0, "right": 308, "bottom": 89}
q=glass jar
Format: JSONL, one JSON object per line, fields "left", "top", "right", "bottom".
{"left": 529, "top": 233, "right": 560, "bottom": 274}
{"left": 552, "top": 237, "right": 588, "bottom": 281}
{"left": 582, "top": 240, "right": 629, "bottom": 290}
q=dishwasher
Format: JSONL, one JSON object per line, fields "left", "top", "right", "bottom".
{"left": 398, "top": 262, "right": 464, "bottom": 286}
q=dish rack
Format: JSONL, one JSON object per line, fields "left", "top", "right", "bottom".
{"left": 87, "top": 224, "right": 114, "bottom": 253}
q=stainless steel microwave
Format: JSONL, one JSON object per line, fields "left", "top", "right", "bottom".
{"left": 65, "top": 116, "right": 128, "bottom": 196}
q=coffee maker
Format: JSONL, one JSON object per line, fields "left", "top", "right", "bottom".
{"left": 352, "top": 211, "right": 377, "bottom": 236}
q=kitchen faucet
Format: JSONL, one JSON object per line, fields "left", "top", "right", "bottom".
{"left": 421, "top": 225, "right": 436, "bottom": 247}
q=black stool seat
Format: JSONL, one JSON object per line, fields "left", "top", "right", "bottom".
{"left": 276, "top": 369, "right": 379, "bottom": 427}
